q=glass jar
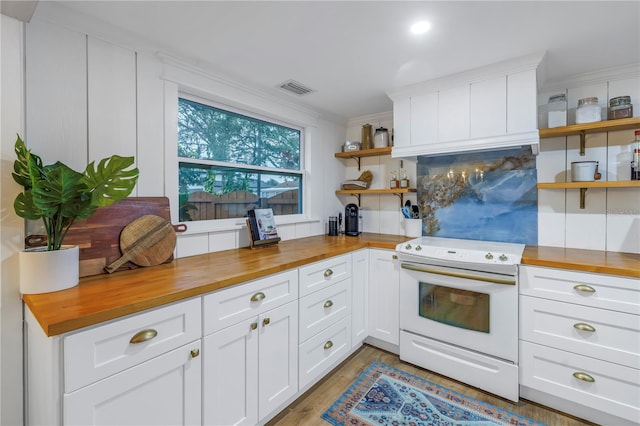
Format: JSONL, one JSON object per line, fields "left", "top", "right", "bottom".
{"left": 608, "top": 96, "right": 633, "bottom": 120}
{"left": 547, "top": 94, "right": 567, "bottom": 128}
{"left": 576, "top": 97, "right": 602, "bottom": 124}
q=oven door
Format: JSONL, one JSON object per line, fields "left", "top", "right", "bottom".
{"left": 399, "top": 260, "right": 518, "bottom": 363}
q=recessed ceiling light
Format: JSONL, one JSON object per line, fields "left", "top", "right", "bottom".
{"left": 410, "top": 21, "right": 431, "bottom": 35}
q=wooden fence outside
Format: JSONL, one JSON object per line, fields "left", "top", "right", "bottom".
{"left": 186, "top": 189, "right": 299, "bottom": 220}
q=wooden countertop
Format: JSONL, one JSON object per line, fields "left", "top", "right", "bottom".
{"left": 522, "top": 245, "right": 640, "bottom": 278}
{"left": 23, "top": 233, "right": 409, "bottom": 337}
{"left": 23, "top": 234, "right": 639, "bottom": 337}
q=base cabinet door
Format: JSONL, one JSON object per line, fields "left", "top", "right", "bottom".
{"left": 64, "top": 341, "right": 202, "bottom": 426}
{"left": 368, "top": 249, "right": 399, "bottom": 345}
{"left": 203, "top": 301, "right": 298, "bottom": 425}
{"left": 351, "top": 250, "right": 368, "bottom": 347}
{"left": 203, "top": 319, "right": 259, "bottom": 426}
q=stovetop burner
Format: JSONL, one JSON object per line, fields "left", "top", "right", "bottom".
{"left": 396, "top": 236, "right": 525, "bottom": 270}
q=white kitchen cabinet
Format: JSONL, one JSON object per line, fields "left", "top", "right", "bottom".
{"left": 202, "top": 271, "right": 299, "bottom": 426}
{"left": 64, "top": 341, "right": 201, "bottom": 426}
{"left": 351, "top": 249, "right": 369, "bottom": 347}
{"left": 297, "top": 254, "right": 353, "bottom": 389}
{"left": 470, "top": 76, "right": 506, "bottom": 138}
{"left": 367, "top": 249, "right": 399, "bottom": 348}
{"left": 519, "top": 265, "right": 640, "bottom": 425}
{"left": 25, "top": 299, "right": 202, "bottom": 426}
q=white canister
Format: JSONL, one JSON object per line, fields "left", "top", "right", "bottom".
{"left": 404, "top": 218, "right": 422, "bottom": 237}
{"left": 570, "top": 161, "right": 598, "bottom": 182}
{"left": 576, "top": 97, "right": 602, "bottom": 124}
{"left": 373, "top": 127, "right": 389, "bottom": 148}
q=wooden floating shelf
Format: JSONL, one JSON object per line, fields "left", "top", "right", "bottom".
{"left": 539, "top": 117, "right": 640, "bottom": 139}
{"left": 334, "top": 146, "right": 392, "bottom": 159}
{"left": 537, "top": 180, "right": 639, "bottom": 209}
{"left": 537, "top": 181, "right": 640, "bottom": 189}
{"left": 336, "top": 187, "right": 416, "bottom": 207}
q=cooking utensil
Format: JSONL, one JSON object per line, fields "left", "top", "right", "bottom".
{"left": 104, "top": 215, "right": 178, "bottom": 273}
{"left": 412, "top": 205, "right": 420, "bottom": 219}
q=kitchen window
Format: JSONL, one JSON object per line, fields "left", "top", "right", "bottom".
{"left": 178, "top": 96, "right": 303, "bottom": 222}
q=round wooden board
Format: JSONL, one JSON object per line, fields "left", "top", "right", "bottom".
{"left": 119, "top": 215, "right": 176, "bottom": 267}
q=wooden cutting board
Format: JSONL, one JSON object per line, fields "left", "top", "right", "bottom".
{"left": 60, "top": 197, "right": 179, "bottom": 277}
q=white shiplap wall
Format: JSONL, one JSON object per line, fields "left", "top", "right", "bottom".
{"left": 23, "top": 16, "right": 346, "bottom": 258}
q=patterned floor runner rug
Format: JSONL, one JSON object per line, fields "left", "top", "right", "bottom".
{"left": 322, "top": 361, "right": 545, "bottom": 426}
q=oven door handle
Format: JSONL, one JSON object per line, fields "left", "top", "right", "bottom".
{"left": 401, "top": 262, "right": 516, "bottom": 285}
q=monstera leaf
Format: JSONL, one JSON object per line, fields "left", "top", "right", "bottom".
{"left": 12, "top": 135, "right": 139, "bottom": 250}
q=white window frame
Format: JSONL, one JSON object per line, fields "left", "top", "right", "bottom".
{"left": 176, "top": 92, "right": 307, "bottom": 230}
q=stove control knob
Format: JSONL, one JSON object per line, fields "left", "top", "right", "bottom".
{"left": 405, "top": 244, "right": 412, "bottom": 250}
{"left": 415, "top": 245, "right": 422, "bottom": 251}
{"left": 499, "top": 254, "right": 508, "bottom": 261}
{"left": 485, "top": 253, "right": 494, "bottom": 260}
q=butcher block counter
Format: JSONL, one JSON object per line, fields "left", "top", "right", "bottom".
{"left": 23, "top": 234, "right": 639, "bottom": 337}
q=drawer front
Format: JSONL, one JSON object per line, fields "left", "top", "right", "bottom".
{"left": 64, "top": 298, "right": 201, "bottom": 393}
{"left": 520, "top": 341, "right": 640, "bottom": 424}
{"left": 203, "top": 269, "right": 298, "bottom": 336}
{"left": 299, "top": 254, "right": 351, "bottom": 297}
{"left": 521, "top": 296, "right": 640, "bottom": 369}
{"left": 520, "top": 265, "right": 640, "bottom": 314}
{"left": 299, "top": 317, "right": 351, "bottom": 389}
{"left": 299, "top": 279, "right": 350, "bottom": 342}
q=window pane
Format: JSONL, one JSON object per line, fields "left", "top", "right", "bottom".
{"left": 178, "top": 163, "right": 301, "bottom": 221}
{"left": 178, "top": 98, "right": 300, "bottom": 170}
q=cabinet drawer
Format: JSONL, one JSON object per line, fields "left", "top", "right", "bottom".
{"left": 299, "top": 279, "right": 350, "bottom": 342}
{"left": 299, "top": 317, "right": 351, "bottom": 389}
{"left": 299, "top": 254, "right": 351, "bottom": 297}
{"left": 521, "top": 296, "right": 640, "bottom": 369}
{"left": 520, "top": 341, "right": 640, "bottom": 424}
{"left": 520, "top": 265, "right": 640, "bottom": 314}
{"left": 203, "top": 270, "right": 298, "bottom": 336}
{"left": 64, "top": 298, "right": 201, "bottom": 393}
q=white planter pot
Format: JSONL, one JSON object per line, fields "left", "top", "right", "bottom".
{"left": 20, "top": 245, "right": 80, "bottom": 294}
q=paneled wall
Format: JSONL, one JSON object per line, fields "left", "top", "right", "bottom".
{"left": 23, "top": 16, "right": 346, "bottom": 258}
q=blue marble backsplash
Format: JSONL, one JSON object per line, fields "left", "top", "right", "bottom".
{"left": 416, "top": 146, "right": 537, "bottom": 245}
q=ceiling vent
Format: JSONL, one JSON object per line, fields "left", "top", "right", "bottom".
{"left": 278, "top": 80, "right": 315, "bottom": 96}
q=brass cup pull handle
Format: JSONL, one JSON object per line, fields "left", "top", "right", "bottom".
{"left": 263, "top": 317, "right": 270, "bottom": 326}
{"left": 324, "top": 340, "right": 333, "bottom": 350}
{"left": 250, "top": 322, "right": 258, "bottom": 330}
{"left": 324, "top": 300, "right": 333, "bottom": 308}
{"left": 324, "top": 269, "right": 333, "bottom": 278}
{"left": 573, "top": 372, "right": 595, "bottom": 383}
{"left": 392, "top": 254, "right": 398, "bottom": 260}
{"left": 573, "top": 284, "right": 596, "bottom": 293}
{"left": 251, "top": 292, "right": 266, "bottom": 302}
{"left": 190, "top": 348, "right": 200, "bottom": 358}
{"left": 129, "top": 329, "right": 158, "bottom": 344}
{"left": 573, "top": 322, "right": 596, "bottom": 332}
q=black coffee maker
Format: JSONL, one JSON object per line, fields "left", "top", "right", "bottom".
{"left": 344, "top": 203, "right": 359, "bottom": 236}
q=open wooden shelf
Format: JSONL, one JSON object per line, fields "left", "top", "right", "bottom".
{"left": 537, "top": 181, "right": 640, "bottom": 189}
{"left": 539, "top": 117, "right": 640, "bottom": 139}
{"left": 334, "top": 146, "right": 392, "bottom": 159}
{"left": 336, "top": 187, "right": 416, "bottom": 207}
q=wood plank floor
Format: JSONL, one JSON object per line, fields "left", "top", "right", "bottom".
{"left": 268, "top": 344, "right": 595, "bottom": 426}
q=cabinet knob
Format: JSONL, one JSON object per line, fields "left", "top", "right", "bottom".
{"left": 262, "top": 317, "right": 270, "bottom": 326}
{"left": 392, "top": 254, "right": 398, "bottom": 260}
{"left": 573, "top": 284, "right": 596, "bottom": 293}
{"left": 324, "top": 269, "right": 333, "bottom": 278}
{"left": 250, "top": 322, "right": 258, "bottom": 330}
{"left": 129, "top": 329, "right": 158, "bottom": 344}
{"left": 572, "top": 371, "right": 595, "bottom": 383}
{"left": 324, "top": 340, "right": 333, "bottom": 350}
{"left": 573, "top": 322, "right": 596, "bottom": 333}
{"left": 250, "top": 292, "right": 266, "bottom": 302}
{"left": 190, "top": 348, "right": 200, "bottom": 358}
{"left": 324, "top": 300, "right": 333, "bottom": 308}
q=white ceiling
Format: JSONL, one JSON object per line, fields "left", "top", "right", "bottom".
{"left": 35, "top": 1, "right": 640, "bottom": 121}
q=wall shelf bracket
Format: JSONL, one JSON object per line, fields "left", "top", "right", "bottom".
{"left": 393, "top": 192, "right": 406, "bottom": 207}
{"left": 350, "top": 193, "right": 361, "bottom": 207}
{"left": 579, "top": 187, "right": 587, "bottom": 209}
{"left": 579, "top": 131, "right": 586, "bottom": 156}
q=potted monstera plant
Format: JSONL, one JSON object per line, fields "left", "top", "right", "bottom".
{"left": 12, "top": 135, "right": 139, "bottom": 294}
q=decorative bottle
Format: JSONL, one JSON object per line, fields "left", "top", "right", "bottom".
{"left": 632, "top": 130, "right": 640, "bottom": 180}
